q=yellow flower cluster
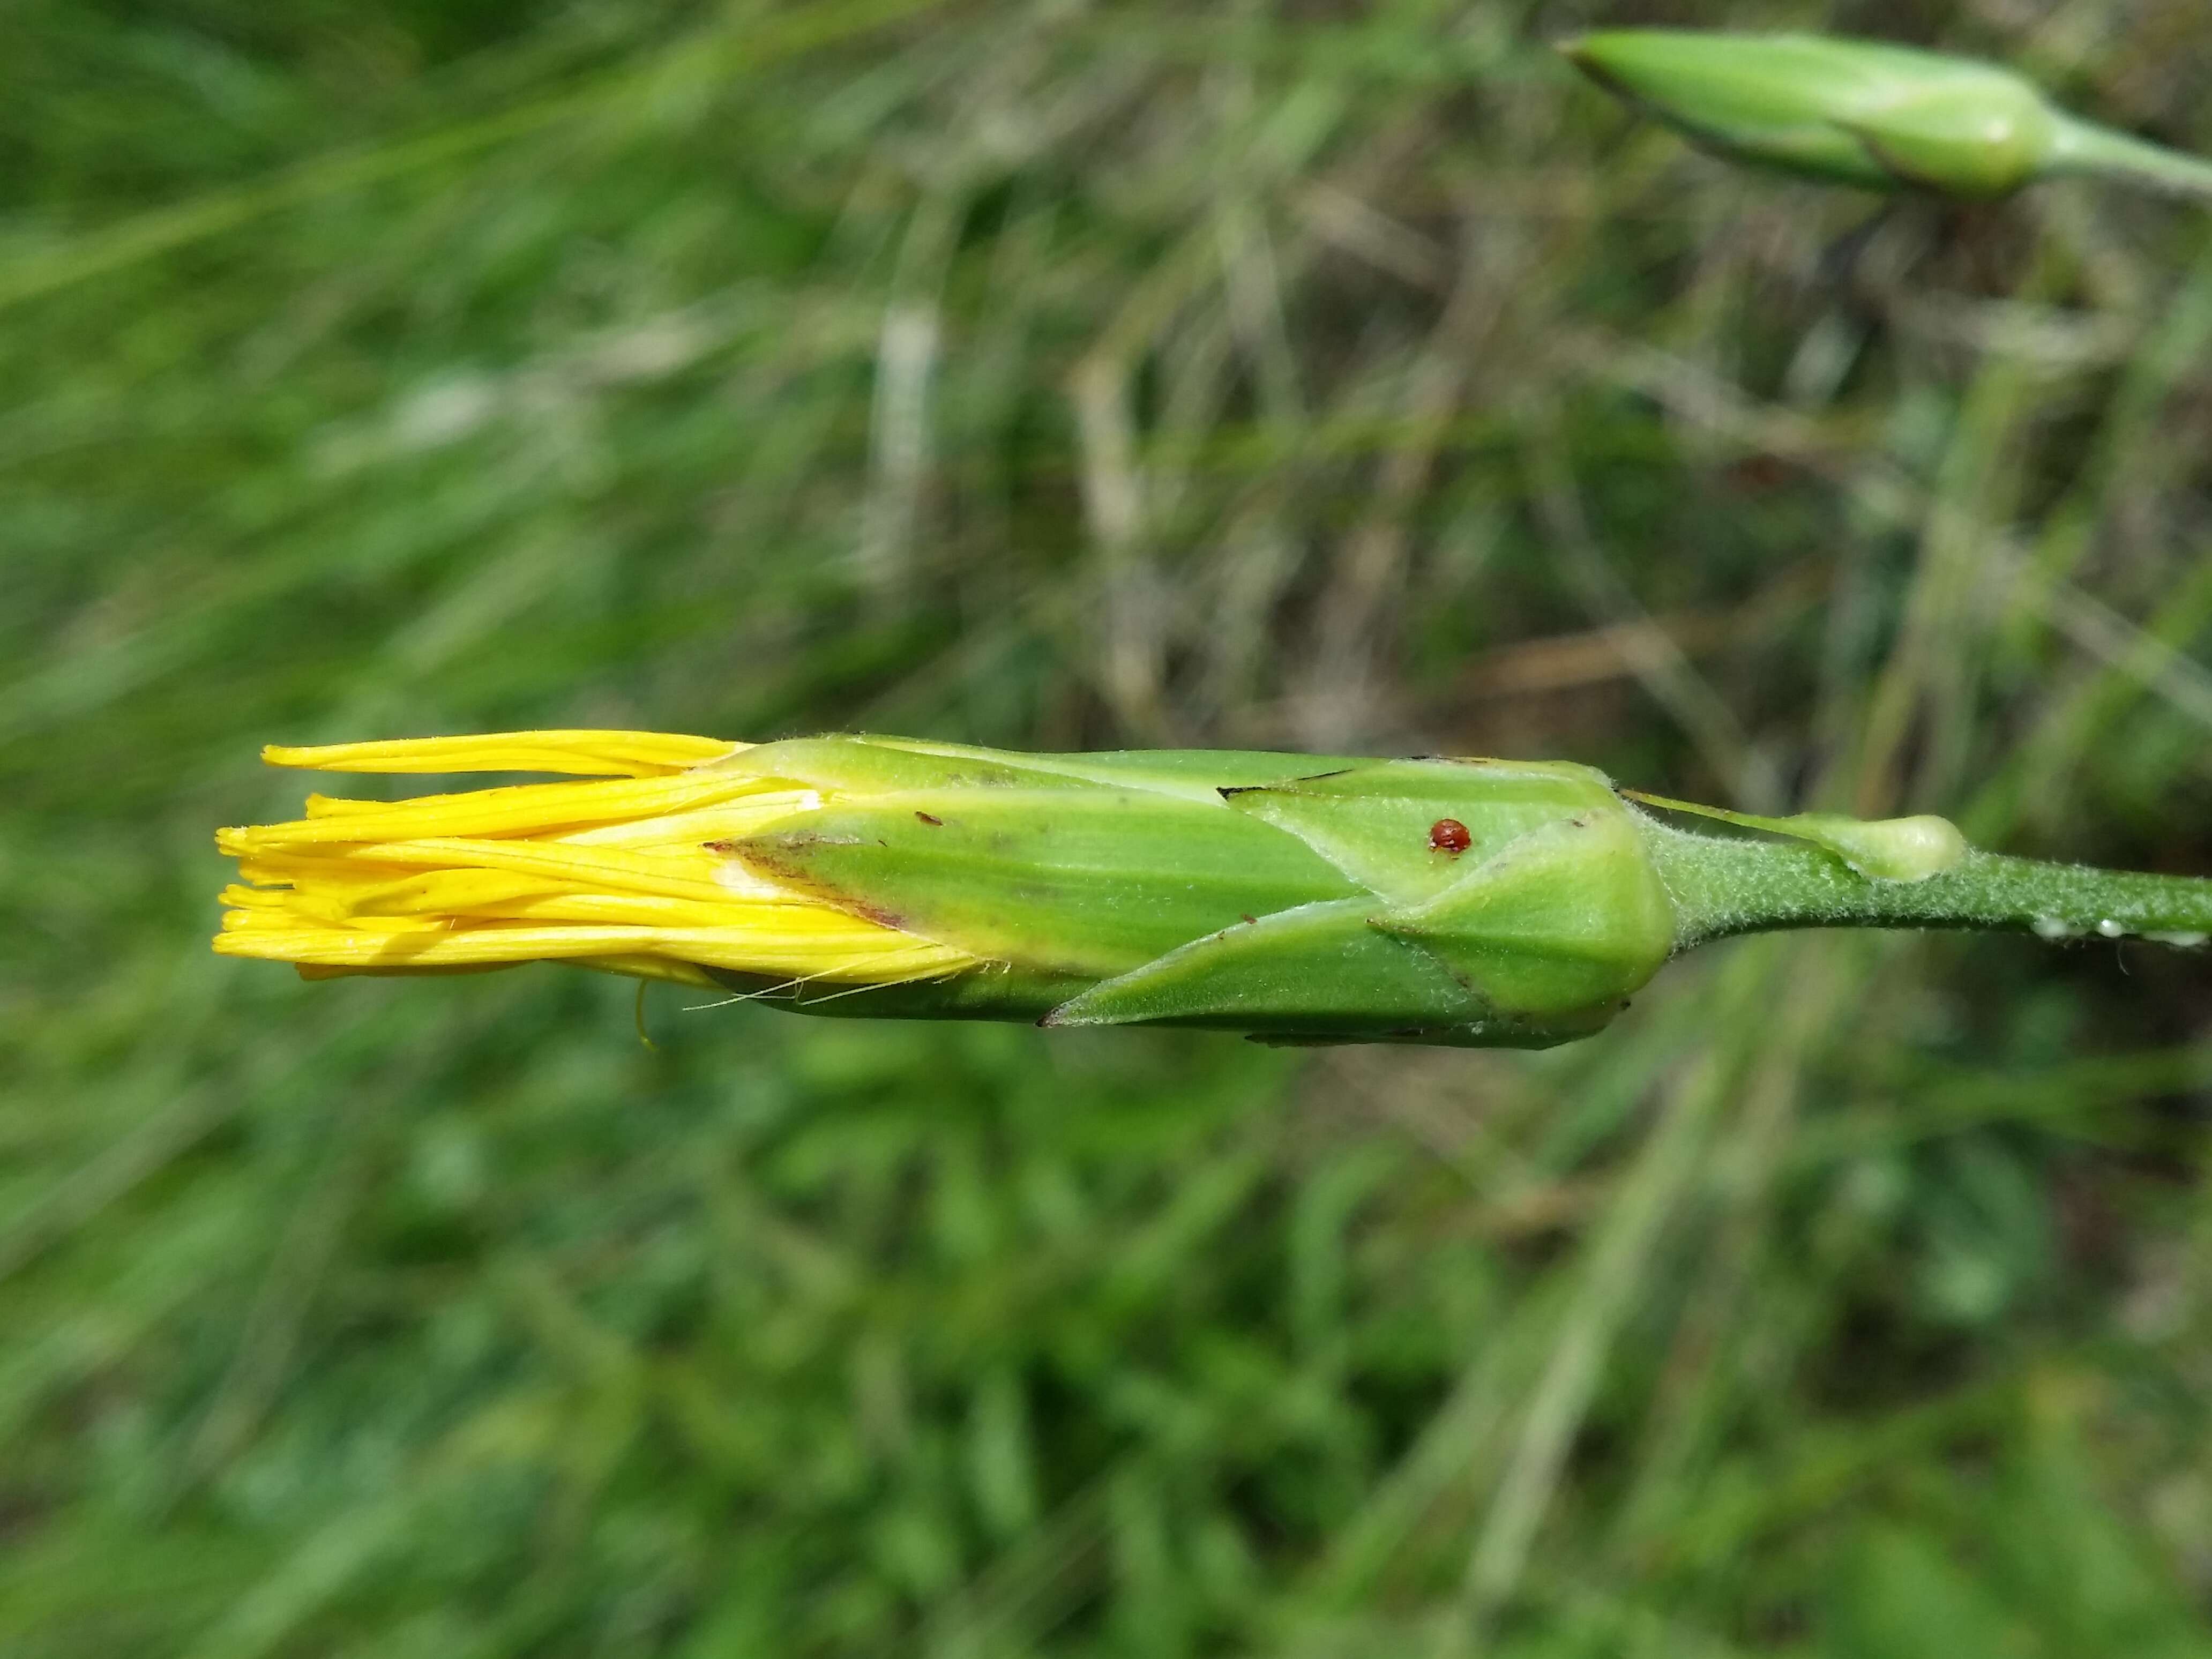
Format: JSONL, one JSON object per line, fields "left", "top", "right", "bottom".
{"left": 214, "top": 731, "right": 975, "bottom": 990}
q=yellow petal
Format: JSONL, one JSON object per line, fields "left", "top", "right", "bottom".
{"left": 214, "top": 728, "right": 980, "bottom": 991}
{"left": 224, "top": 769, "right": 773, "bottom": 849}
{"left": 263, "top": 730, "right": 743, "bottom": 777}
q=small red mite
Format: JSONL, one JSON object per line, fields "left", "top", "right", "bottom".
{"left": 1428, "top": 818, "right": 1473, "bottom": 855}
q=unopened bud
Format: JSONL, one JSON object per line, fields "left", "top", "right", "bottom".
{"left": 1563, "top": 30, "right": 2212, "bottom": 203}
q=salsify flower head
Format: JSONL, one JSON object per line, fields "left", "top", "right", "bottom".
{"left": 218, "top": 730, "right": 2212, "bottom": 1049}
{"left": 218, "top": 730, "right": 1692, "bottom": 1047}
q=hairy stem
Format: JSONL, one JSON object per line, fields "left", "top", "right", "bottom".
{"left": 1639, "top": 818, "right": 2212, "bottom": 952}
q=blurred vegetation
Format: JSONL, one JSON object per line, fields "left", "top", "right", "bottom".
{"left": 6, "top": 0, "right": 2212, "bottom": 1653}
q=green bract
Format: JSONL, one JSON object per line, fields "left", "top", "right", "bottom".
{"left": 1563, "top": 30, "right": 2212, "bottom": 201}
{"left": 715, "top": 739, "right": 1677, "bottom": 1049}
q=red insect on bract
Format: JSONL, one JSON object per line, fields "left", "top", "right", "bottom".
{"left": 1429, "top": 818, "right": 1472, "bottom": 855}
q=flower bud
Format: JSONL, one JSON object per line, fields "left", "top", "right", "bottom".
{"left": 1563, "top": 30, "right": 2212, "bottom": 201}
{"left": 216, "top": 733, "right": 1678, "bottom": 1048}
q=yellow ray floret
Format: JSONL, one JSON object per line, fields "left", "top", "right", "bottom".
{"left": 262, "top": 729, "right": 744, "bottom": 778}
{"left": 215, "top": 730, "right": 975, "bottom": 990}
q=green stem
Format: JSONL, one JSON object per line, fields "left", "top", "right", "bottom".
{"left": 2049, "top": 116, "right": 2212, "bottom": 203}
{"left": 1639, "top": 819, "right": 2212, "bottom": 952}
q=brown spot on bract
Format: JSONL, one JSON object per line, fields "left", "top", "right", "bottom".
{"left": 1429, "top": 818, "right": 1473, "bottom": 855}
{"left": 915, "top": 811, "right": 943, "bottom": 826}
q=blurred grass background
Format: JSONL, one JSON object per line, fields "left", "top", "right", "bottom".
{"left": 7, "top": 0, "right": 2212, "bottom": 1652}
